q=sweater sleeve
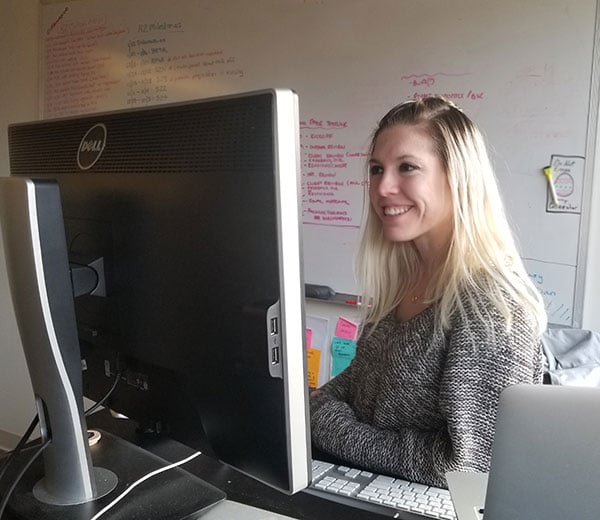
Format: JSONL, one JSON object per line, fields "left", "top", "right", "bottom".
{"left": 310, "top": 302, "right": 542, "bottom": 488}
{"left": 437, "top": 300, "right": 543, "bottom": 478}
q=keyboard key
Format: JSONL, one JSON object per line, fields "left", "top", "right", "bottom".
{"left": 409, "top": 483, "right": 429, "bottom": 493}
{"left": 373, "top": 475, "right": 396, "bottom": 486}
{"left": 428, "top": 486, "right": 450, "bottom": 496}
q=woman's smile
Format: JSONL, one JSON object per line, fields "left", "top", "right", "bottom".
{"left": 383, "top": 205, "right": 413, "bottom": 217}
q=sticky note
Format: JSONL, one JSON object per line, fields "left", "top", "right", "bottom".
{"left": 306, "top": 328, "right": 313, "bottom": 349}
{"left": 306, "top": 348, "right": 321, "bottom": 388}
{"left": 334, "top": 317, "right": 358, "bottom": 340}
{"left": 331, "top": 337, "right": 357, "bottom": 377}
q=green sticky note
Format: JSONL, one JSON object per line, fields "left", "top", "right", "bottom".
{"left": 331, "top": 337, "right": 356, "bottom": 377}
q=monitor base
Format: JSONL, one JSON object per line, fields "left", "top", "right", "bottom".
{"left": 3, "top": 429, "right": 226, "bottom": 520}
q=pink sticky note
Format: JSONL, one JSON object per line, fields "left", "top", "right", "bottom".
{"left": 334, "top": 317, "right": 358, "bottom": 340}
{"left": 306, "top": 328, "right": 313, "bottom": 349}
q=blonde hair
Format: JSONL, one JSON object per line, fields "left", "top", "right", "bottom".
{"left": 355, "top": 97, "right": 547, "bottom": 335}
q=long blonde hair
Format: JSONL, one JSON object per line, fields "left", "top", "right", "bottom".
{"left": 355, "top": 97, "right": 547, "bottom": 335}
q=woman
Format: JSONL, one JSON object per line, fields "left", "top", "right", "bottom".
{"left": 310, "top": 96, "right": 547, "bottom": 488}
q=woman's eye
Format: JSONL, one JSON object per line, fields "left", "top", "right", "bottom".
{"left": 399, "top": 162, "right": 417, "bottom": 172}
{"left": 369, "top": 164, "right": 383, "bottom": 176}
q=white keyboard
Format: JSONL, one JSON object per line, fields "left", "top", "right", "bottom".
{"left": 308, "top": 459, "right": 456, "bottom": 519}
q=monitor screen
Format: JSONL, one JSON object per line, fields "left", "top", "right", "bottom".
{"left": 4, "top": 89, "right": 311, "bottom": 505}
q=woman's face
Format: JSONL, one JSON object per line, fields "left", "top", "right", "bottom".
{"left": 368, "top": 123, "right": 453, "bottom": 255}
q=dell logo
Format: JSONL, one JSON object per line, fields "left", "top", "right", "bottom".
{"left": 77, "top": 123, "right": 107, "bottom": 170}
{"left": 80, "top": 140, "right": 103, "bottom": 152}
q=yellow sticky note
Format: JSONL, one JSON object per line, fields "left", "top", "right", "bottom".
{"left": 306, "top": 348, "right": 321, "bottom": 388}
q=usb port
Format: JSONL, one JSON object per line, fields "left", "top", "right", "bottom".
{"left": 270, "top": 317, "right": 278, "bottom": 335}
{"left": 271, "top": 346, "right": 280, "bottom": 365}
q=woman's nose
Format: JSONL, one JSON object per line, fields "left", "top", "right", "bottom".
{"left": 375, "top": 169, "right": 399, "bottom": 196}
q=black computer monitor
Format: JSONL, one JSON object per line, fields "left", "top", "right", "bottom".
{"left": 0, "top": 89, "right": 311, "bottom": 518}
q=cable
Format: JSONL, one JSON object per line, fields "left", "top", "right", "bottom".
{"left": 1, "top": 360, "right": 119, "bottom": 481}
{"left": 0, "top": 357, "right": 119, "bottom": 511}
{"left": 0, "top": 357, "right": 121, "bottom": 518}
{"left": 0, "top": 367, "right": 118, "bottom": 491}
{"left": 2, "top": 355, "right": 120, "bottom": 478}
{"left": 0, "top": 415, "right": 39, "bottom": 483}
{"left": 89, "top": 450, "right": 202, "bottom": 520}
{"left": 84, "top": 367, "right": 122, "bottom": 417}
{"left": 0, "top": 437, "right": 50, "bottom": 519}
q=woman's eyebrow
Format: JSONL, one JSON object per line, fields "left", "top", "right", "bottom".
{"left": 369, "top": 154, "right": 420, "bottom": 162}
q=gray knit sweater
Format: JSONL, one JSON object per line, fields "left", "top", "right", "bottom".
{"left": 310, "top": 292, "right": 543, "bottom": 488}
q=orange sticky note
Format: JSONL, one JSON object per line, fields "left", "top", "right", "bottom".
{"left": 306, "top": 348, "right": 321, "bottom": 388}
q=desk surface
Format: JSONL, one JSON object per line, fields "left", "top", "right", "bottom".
{"left": 83, "top": 410, "right": 390, "bottom": 520}
{"left": 2, "top": 410, "right": 392, "bottom": 520}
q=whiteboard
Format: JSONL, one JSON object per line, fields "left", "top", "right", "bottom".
{"left": 40, "top": 0, "right": 600, "bottom": 327}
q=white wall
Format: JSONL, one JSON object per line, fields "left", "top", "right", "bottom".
{"left": 1, "top": 0, "right": 600, "bottom": 447}
{"left": 0, "top": 0, "right": 39, "bottom": 447}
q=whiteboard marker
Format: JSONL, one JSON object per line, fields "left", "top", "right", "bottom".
{"left": 543, "top": 166, "right": 559, "bottom": 206}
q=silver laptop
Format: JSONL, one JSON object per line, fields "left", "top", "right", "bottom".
{"left": 447, "top": 384, "right": 600, "bottom": 520}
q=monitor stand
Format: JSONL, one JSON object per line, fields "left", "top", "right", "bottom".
{"left": 3, "top": 429, "right": 226, "bottom": 520}
{"left": 0, "top": 178, "right": 225, "bottom": 519}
